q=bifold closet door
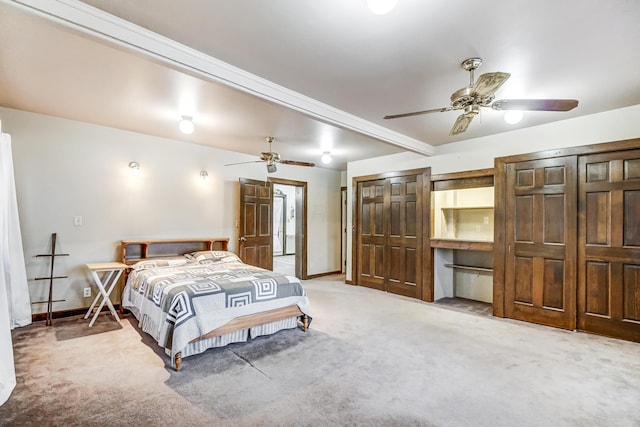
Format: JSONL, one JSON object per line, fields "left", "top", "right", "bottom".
{"left": 357, "top": 179, "right": 386, "bottom": 291}
{"left": 504, "top": 157, "right": 577, "bottom": 330}
{"left": 356, "top": 174, "right": 425, "bottom": 299}
{"left": 578, "top": 151, "right": 640, "bottom": 342}
{"left": 386, "top": 174, "right": 423, "bottom": 299}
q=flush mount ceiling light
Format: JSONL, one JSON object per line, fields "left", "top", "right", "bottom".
{"left": 366, "top": 0, "right": 398, "bottom": 15}
{"left": 128, "top": 161, "right": 140, "bottom": 175}
{"left": 321, "top": 152, "right": 332, "bottom": 164}
{"left": 178, "top": 115, "right": 194, "bottom": 134}
{"left": 504, "top": 110, "right": 524, "bottom": 124}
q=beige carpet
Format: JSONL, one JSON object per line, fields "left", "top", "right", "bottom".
{"left": 1, "top": 275, "right": 639, "bottom": 426}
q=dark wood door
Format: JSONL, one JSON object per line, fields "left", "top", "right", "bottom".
{"left": 504, "top": 157, "right": 577, "bottom": 330}
{"left": 356, "top": 174, "right": 425, "bottom": 299}
{"left": 239, "top": 178, "right": 273, "bottom": 270}
{"left": 386, "top": 174, "right": 423, "bottom": 299}
{"left": 357, "top": 179, "right": 386, "bottom": 291}
{"left": 578, "top": 151, "right": 640, "bottom": 342}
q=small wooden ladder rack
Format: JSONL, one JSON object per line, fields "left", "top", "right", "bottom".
{"left": 33, "top": 233, "right": 68, "bottom": 325}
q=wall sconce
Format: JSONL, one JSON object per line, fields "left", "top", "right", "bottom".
{"left": 200, "top": 170, "right": 209, "bottom": 181}
{"left": 366, "top": 0, "right": 398, "bottom": 15}
{"left": 321, "top": 152, "right": 332, "bottom": 164}
{"left": 128, "top": 161, "right": 140, "bottom": 176}
{"left": 504, "top": 110, "right": 523, "bottom": 124}
{"left": 179, "top": 115, "right": 195, "bottom": 134}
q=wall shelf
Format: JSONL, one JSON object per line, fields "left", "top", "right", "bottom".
{"left": 431, "top": 169, "right": 495, "bottom": 304}
{"left": 430, "top": 239, "right": 493, "bottom": 251}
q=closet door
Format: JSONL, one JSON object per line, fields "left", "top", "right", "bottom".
{"left": 386, "top": 174, "right": 423, "bottom": 299}
{"left": 357, "top": 179, "right": 386, "bottom": 291}
{"left": 578, "top": 151, "right": 640, "bottom": 341}
{"left": 504, "top": 157, "right": 577, "bottom": 329}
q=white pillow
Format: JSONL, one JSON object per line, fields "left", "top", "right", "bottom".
{"left": 131, "top": 256, "right": 191, "bottom": 270}
{"left": 190, "top": 250, "right": 242, "bottom": 264}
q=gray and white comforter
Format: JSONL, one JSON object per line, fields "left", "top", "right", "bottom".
{"left": 122, "top": 251, "right": 312, "bottom": 360}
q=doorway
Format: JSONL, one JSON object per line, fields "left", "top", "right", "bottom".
{"left": 273, "top": 184, "right": 296, "bottom": 276}
{"left": 341, "top": 186, "right": 347, "bottom": 274}
{"left": 270, "top": 178, "right": 307, "bottom": 279}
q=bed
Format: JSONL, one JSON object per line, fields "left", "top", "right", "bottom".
{"left": 119, "top": 238, "right": 311, "bottom": 371}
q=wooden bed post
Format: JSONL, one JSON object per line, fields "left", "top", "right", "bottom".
{"left": 174, "top": 352, "right": 182, "bottom": 371}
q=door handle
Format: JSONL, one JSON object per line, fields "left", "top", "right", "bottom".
{"left": 239, "top": 236, "right": 247, "bottom": 242}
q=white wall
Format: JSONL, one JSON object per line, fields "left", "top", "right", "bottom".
{"left": 346, "top": 104, "right": 640, "bottom": 280}
{"left": 0, "top": 107, "right": 342, "bottom": 314}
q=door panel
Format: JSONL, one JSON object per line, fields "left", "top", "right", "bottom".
{"left": 386, "top": 175, "right": 422, "bottom": 299}
{"left": 505, "top": 157, "right": 577, "bottom": 329}
{"left": 357, "top": 179, "right": 386, "bottom": 291}
{"left": 239, "top": 178, "right": 273, "bottom": 270}
{"left": 578, "top": 150, "right": 640, "bottom": 341}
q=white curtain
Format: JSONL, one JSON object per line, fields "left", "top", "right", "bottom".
{"left": 0, "top": 131, "right": 31, "bottom": 406}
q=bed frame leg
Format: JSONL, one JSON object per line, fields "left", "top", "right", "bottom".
{"left": 174, "top": 352, "right": 182, "bottom": 371}
{"left": 302, "top": 314, "right": 309, "bottom": 332}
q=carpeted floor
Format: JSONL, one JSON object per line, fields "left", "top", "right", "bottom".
{"left": 273, "top": 254, "right": 295, "bottom": 276}
{"left": 2, "top": 275, "right": 639, "bottom": 426}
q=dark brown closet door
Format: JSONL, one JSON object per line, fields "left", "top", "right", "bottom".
{"left": 578, "top": 151, "right": 640, "bottom": 342}
{"left": 239, "top": 178, "right": 273, "bottom": 270}
{"left": 505, "top": 157, "right": 577, "bottom": 329}
{"left": 386, "top": 174, "right": 423, "bottom": 299}
{"left": 356, "top": 179, "right": 386, "bottom": 291}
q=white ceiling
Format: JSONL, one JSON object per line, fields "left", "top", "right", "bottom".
{"left": 1, "top": 0, "right": 640, "bottom": 171}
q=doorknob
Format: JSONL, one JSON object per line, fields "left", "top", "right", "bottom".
{"left": 239, "top": 236, "right": 247, "bottom": 242}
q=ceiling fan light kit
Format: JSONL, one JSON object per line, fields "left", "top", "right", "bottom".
{"left": 504, "top": 110, "right": 524, "bottom": 124}
{"left": 384, "top": 57, "right": 579, "bottom": 136}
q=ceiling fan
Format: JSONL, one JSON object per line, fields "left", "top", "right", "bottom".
{"left": 384, "top": 57, "right": 579, "bottom": 136}
{"left": 225, "top": 136, "right": 315, "bottom": 173}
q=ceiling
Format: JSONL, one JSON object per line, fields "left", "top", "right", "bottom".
{"left": 1, "top": 0, "right": 639, "bottom": 171}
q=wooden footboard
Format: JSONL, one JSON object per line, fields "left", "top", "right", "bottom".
{"left": 174, "top": 305, "right": 309, "bottom": 371}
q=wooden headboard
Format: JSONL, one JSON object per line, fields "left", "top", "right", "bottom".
{"left": 118, "top": 238, "right": 229, "bottom": 311}
{"left": 120, "top": 238, "right": 230, "bottom": 266}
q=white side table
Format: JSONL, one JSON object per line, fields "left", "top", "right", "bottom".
{"left": 84, "top": 262, "right": 127, "bottom": 327}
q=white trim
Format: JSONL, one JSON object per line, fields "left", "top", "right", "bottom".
{"left": 8, "top": 0, "right": 434, "bottom": 156}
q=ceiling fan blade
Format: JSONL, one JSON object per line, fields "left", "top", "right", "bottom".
{"left": 279, "top": 160, "right": 316, "bottom": 167}
{"left": 384, "top": 107, "right": 452, "bottom": 120}
{"left": 471, "top": 72, "right": 510, "bottom": 98}
{"left": 224, "top": 160, "right": 263, "bottom": 166}
{"left": 449, "top": 113, "right": 475, "bottom": 136}
{"left": 491, "top": 99, "right": 579, "bottom": 112}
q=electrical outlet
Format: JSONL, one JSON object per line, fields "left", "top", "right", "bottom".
{"left": 74, "top": 215, "right": 83, "bottom": 226}
{"left": 83, "top": 287, "right": 91, "bottom": 298}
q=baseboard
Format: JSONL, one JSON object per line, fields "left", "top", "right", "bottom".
{"left": 32, "top": 304, "right": 122, "bottom": 323}
{"left": 345, "top": 279, "right": 354, "bottom": 285}
{"left": 305, "top": 270, "right": 342, "bottom": 280}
